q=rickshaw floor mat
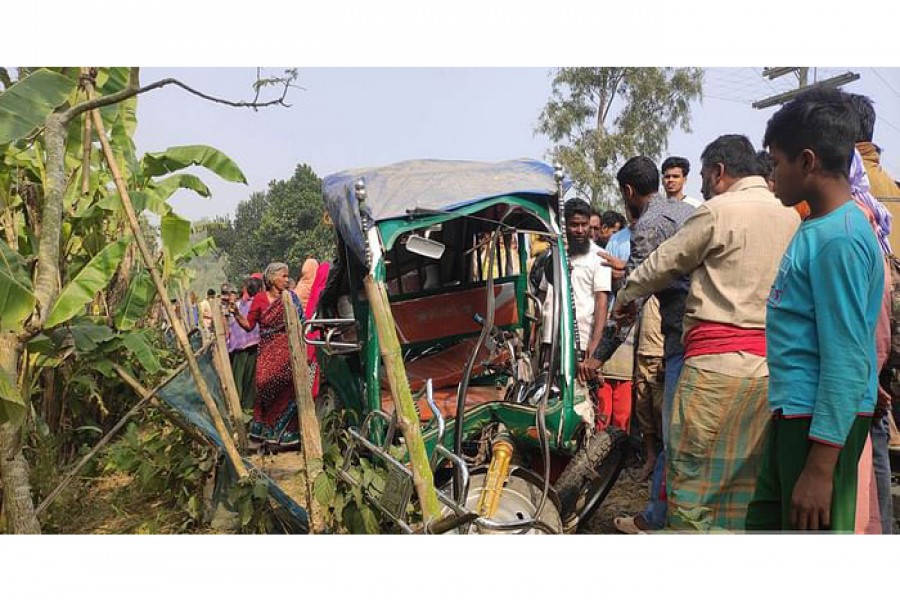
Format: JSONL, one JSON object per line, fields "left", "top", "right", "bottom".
{"left": 384, "top": 338, "right": 491, "bottom": 391}
{"left": 381, "top": 384, "right": 504, "bottom": 420}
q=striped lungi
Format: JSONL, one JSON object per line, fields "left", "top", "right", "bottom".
{"left": 667, "top": 365, "right": 771, "bottom": 531}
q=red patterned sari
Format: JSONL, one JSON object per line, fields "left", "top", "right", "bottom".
{"left": 246, "top": 290, "right": 304, "bottom": 450}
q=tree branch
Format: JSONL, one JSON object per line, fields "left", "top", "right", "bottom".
{"left": 62, "top": 68, "right": 295, "bottom": 125}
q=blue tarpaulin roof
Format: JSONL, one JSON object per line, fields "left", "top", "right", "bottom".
{"left": 322, "top": 159, "right": 563, "bottom": 264}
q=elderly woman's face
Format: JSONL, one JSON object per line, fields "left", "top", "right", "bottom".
{"left": 271, "top": 268, "right": 290, "bottom": 292}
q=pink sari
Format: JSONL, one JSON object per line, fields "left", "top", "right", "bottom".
{"left": 305, "top": 262, "right": 331, "bottom": 397}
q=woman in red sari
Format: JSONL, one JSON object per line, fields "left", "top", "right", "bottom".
{"left": 232, "top": 262, "right": 304, "bottom": 452}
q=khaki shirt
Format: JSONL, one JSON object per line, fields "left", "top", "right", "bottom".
{"left": 618, "top": 177, "right": 800, "bottom": 377}
{"left": 637, "top": 295, "right": 664, "bottom": 357}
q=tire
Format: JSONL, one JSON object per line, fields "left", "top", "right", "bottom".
{"left": 554, "top": 427, "right": 627, "bottom": 533}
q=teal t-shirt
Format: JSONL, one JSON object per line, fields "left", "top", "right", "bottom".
{"left": 766, "top": 200, "right": 884, "bottom": 447}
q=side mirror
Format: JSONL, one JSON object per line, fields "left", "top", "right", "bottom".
{"left": 405, "top": 234, "right": 445, "bottom": 260}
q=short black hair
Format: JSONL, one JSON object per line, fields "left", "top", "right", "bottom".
{"left": 762, "top": 87, "right": 856, "bottom": 177}
{"left": 206, "top": 289, "right": 216, "bottom": 297}
{"left": 564, "top": 197, "right": 592, "bottom": 221}
{"left": 600, "top": 210, "right": 626, "bottom": 229}
{"left": 245, "top": 276, "right": 264, "bottom": 297}
{"left": 661, "top": 156, "right": 690, "bottom": 176}
{"left": 700, "top": 134, "right": 759, "bottom": 179}
{"left": 846, "top": 93, "right": 875, "bottom": 143}
{"left": 617, "top": 156, "right": 659, "bottom": 196}
{"left": 755, "top": 150, "right": 774, "bottom": 180}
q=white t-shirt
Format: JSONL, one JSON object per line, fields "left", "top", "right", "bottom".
{"left": 541, "top": 241, "right": 612, "bottom": 351}
{"left": 681, "top": 195, "right": 702, "bottom": 208}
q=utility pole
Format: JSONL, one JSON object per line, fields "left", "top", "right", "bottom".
{"left": 753, "top": 67, "right": 860, "bottom": 109}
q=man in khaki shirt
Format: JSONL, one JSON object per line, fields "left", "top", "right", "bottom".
{"left": 615, "top": 135, "right": 800, "bottom": 530}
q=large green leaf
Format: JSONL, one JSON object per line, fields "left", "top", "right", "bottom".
{"left": 122, "top": 330, "right": 161, "bottom": 374}
{"left": 0, "top": 365, "right": 25, "bottom": 426}
{"left": 161, "top": 213, "right": 191, "bottom": 261}
{"left": 144, "top": 174, "right": 211, "bottom": 215}
{"left": 177, "top": 237, "right": 217, "bottom": 264}
{"left": 45, "top": 238, "right": 129, "bottom": 328}
{"left": 68, "top": 320, "right": 117, "bottom": 353}
{"left": 114, "top": 271, "right": 156, "bottom": 331}
{"left": 0, "top": 239, "right": 36, "bottom": 331}
{"left": 0, "top": 69, "right": 77, "bottom": 144}
{"left": 141, "top": 145, "right": 247, "bottom": 184}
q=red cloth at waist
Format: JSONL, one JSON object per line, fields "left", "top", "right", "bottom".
{"left": 683, "top": 321, "right": 766, "bottom": 359}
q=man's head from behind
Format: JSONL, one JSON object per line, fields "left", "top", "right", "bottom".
{"left": 564, "top": 198, "right": 593, "bottom": 255}
{"left": 617, "top": 156, "right": 659, "bottom": 220}
{"left": 762, "top": 87, "right": 856, "bottom": 208}
{"left": 846, "top": 92, "right": 876, "bottom": 144}
{"left": 699, "top": 134, "right": 759, "bottom": 200}
{"left": 661, "top": 156, "right": 690, "bottom": 199}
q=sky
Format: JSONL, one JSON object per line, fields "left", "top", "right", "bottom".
{"left": 133, "top": 67, "right": 900, "bottom": 222}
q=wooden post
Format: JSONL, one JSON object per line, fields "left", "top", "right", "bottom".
{"left": 363, "top": 276, "right": 442, "bottom": 523}
{"left": 281, "top": 290, "right": 326, "bottom": 533}
{"left": 209, "top": 299, "right": 249, "bottom": 452}
{"left": 89, "top": 105, "right": 247, "bottom": 479}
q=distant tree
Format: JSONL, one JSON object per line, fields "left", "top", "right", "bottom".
{"left": 537, "top": 67, "right": 704, "bottom": 209}
{"left": 209, "top": 164, "right": 335, "bottom": 283}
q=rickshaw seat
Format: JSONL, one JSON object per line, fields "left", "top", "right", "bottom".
{"left": 381, "top": 385, "right": 502, "bottom": 421}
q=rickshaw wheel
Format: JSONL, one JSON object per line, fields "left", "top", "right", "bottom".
{"left": 554, "top": 427, "right": 627, "bottom": 533}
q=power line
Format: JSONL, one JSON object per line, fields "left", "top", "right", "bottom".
{"left": 870, "top": 68, "right": 900, "bottom": 100}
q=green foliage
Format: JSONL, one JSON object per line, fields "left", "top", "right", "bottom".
{"left": 313, "top": 410, "right": 392, "bottom": 534}
{"left": 102, "top": 417, "right": 218, "bottom": 532}
{"left": 114, "top": 270, "right": 156, "bottom": 331}
{"left": 44, "top": 238, "right": 130, "bottom": 328}
{"left": 0, "top": 69, "right": 77, "bottom": 144}
{"left": 225, "top": 475, "right": 274, "bottom": 533}
{"left": 122, "top": 330, "right": 162, "bottom": 374}
{"left": 208, "top": 164, "right": 335, "bottom": 284}
{"left": 0, "top": 365, "right": 25, "bottom": 426}
{"left": 537, "top": 67, "right": 704, "bottom": 208}
{"left": 0, "top": 238, "right": 36, "bottom": 331}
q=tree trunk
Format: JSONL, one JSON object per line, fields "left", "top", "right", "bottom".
{"left": 0, "top": 333, "right": 40, "bottom": 534}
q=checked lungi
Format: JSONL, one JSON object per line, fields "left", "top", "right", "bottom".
{"left": 666, "top": 364, "right": 771, "bottom": 531}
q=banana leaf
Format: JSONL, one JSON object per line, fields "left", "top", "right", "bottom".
{"left": 0, "top": 239, "right": 36, "bottom": 331}
{"left": 114, "top": 270, "right": 156, "bottom": 331}
{"left": 144, "top": 173, "right": 211, "bottom": 215}
{"left": 44, "top": 238, "right": 129, "bottom": 329}
{"left": 0, "top": 365, "right": 25, "bottom": 426}
{"left": 0, "top": 69, "right": 77, "bottom": 144}
{"left": 141, "top": 145, "right": 247, "bottom": 184}
{"left": 161, "top": 213, "right": 191, "bottom": 261}
{"left": 122, "top": 330, "right": 161, "bottom": 374}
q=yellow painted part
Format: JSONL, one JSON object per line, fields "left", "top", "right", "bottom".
{"left": 476, "top": 439, "right": 514, "bottom": 518}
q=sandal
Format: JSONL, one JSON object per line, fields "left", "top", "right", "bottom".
{"left": 614, "top": 515, "right": 648, "bottom": 535}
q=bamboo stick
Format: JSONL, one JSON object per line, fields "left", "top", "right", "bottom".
{"left": 363, "top": 275, "right": 442, "bottom": 523}
{"left": 281, "top": 290, "right": 326, "bottom": 533}
{"left": 209, "top": 299, "right": 248, "bottom": 452}
{"left": 89, "top": 105, "right": 247, "bottom": 479}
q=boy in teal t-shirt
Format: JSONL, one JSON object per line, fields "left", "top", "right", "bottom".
{"left": 746, "top": 88, "right": 884, "bottom": 532}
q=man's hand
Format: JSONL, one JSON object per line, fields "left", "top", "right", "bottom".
{"left": 875, "top": 384, "right": 891, "bottom": 418}
{"left": 611, "top": 300, "right": 637, "bottom": 327}
{"left": 578, "top": 357, "right": 603, "bottom": 383}
{"left": 790, "top": 442, "right": 839, "bottom": 530}
{"left": 597, "top": 250, "right": 626, "bottom": 281}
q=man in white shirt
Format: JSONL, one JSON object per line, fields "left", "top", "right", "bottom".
{"left": 661, "top": 156, "right": 702, "bottom": 208}
{"left": 541, "top": 198, "right": 612, "bottom": 382}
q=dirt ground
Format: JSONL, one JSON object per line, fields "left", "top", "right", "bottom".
{"left": 580, "top": 467, "right": 651, "bottom": 534}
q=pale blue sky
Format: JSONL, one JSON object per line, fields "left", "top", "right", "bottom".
{"left": 134, "top": 67, "right": 900, "bottom": 222}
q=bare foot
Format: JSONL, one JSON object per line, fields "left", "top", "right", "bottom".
{"left": 636, "top": 459, "right": 655, "bottom": 482}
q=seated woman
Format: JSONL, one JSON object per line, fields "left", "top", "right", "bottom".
{"left": 231, "top": 262, "right": 305, "bottom": 452}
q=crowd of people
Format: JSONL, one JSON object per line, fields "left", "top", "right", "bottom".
{"left": 539, "top": 87, "right": 899, "bottom": 533}
{"left": 179, "top": 259, "right": 331, "bottom": 453}
{"left": 167, "top": 87, "right": 899, "bottom": 534}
